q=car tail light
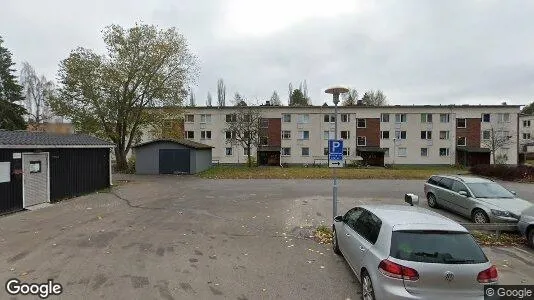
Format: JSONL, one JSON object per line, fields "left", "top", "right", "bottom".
{"left": 378, "top": 259, "right": 419, "bottom": 281}
{"left": 477, "top": 266, "right": 498, "bottom": 283}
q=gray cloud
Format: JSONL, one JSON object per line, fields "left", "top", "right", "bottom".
{"left": 1, "top": 0, "right": 533, "bottom": 107}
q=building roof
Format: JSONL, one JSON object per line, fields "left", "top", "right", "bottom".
{"left": 0, "top": 131, "right": 114, "bottom": 148}
{"left": 163, "top": 104, "right": 522, "bottom": 110}
{"left": 133, "top": 139, "right": 214, "bottom": 150}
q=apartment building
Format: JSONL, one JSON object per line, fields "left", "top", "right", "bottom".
{"left": 519, "top": 114, "right": 534, "bottom": 155}
{"left": 141, "top": 104, "right": 520, "bottom": 166}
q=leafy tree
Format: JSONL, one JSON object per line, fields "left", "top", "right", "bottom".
{"left": 522, "top": 102, "right": 534, "bottom": 115}
{"left": 0, "top": 36, "right": 26, "bottom": 130}
{"left": 224, "top": 106, "right": 263, "bottom": 167}
{"left": 289, "top": 89, "right": 309, "bottom": 106}
{"left": 481, "top": 126, "right": 515, "bottom": 164}
{"left": 217, "top": 78, "right": 226, "bottom": 107}
{"left": 49, "top": 23, "right": 198, "bottom": 171}
{"left": 361, "top": 90, "right": 387, "bottom": 106}
{"left": 342, "top": 89, "right": 358, "bottom": 106}
{"left": 20, "top": 62, "right": 55, "bottom": 124}
{"left": 270, "top": 91, "right": 281, "bottom": 106}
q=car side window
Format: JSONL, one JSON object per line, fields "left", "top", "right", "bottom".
{"left": 353, "top": 210, "right": 382, "bottom": 244}
{"left": 428, "top": 176, "right": 442, "bottom": 185}
{"left": 438, "top": 178, "right": 453, "bottom": 190}
{"left": 343, "top": 207, "right": 363, "bottom": 231}
{"left": 451, "top": 180, "right": 469, "bottom": 195}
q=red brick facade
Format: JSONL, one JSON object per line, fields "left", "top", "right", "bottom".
{"left": 356, "top": 118, "right": 380, "bottom": 147}
{"left": 265, "top": 118, "right": 281, "bottom": 146}
{"left": 456, "top": 118, "right": 481, "bottom": 148}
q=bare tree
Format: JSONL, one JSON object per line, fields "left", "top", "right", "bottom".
{"left": 20, "top": 62, "right": 54, "bottom": 123}
{"left": 233, "top": 92, "right": 247, "bottom": 106}
{"left": 342, "top": 89, "right": 358, "bottom": 106}
{"left": 270, "top": 91, "right": 281, "bottom": 106}
{"left": 188, "top": 86, "right": 196, "bottom": 106}
{"left": 217, "top": 78, "right": 226, "bottom": 107}
{"left": 206, "top": 92, "right": 213, "bottom": 107}
{"left": 481, "top": 126, "right": 515, "bottom": 164}
{"left": 288, "top": 83, "right": 293, "bottom": 105}
{"left": 224, "top": 106, "right": 263, "bottom": 167}
{"left": 361, "top": 90, "right": 388, "bottom": 106}
{"left": 302, "top": 80, "right": 308, "bottom": 99}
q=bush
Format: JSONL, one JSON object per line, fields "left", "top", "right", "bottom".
{"left": 126, "top": 156, "right": 136, "bottom": 174}
{"left": 470, "top": 164, "right": 534, "bottom": 182}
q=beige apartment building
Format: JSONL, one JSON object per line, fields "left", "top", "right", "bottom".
{"left": 519, "top": 114, "right": 534, "bottom": 156}
{"left": 141, "top": 103, "right": 521, "bottom": 166}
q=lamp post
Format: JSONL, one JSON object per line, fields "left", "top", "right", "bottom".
{"left": 325, "top": 87, "right": 349, "bottom": 219}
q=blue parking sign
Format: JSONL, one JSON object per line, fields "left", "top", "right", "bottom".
{"left": 329, "top": 139, "right": 343, "bottom": 155}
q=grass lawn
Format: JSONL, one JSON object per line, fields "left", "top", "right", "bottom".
{"left": 527, "top": 160, "right": 534, "bottom": 165}
{"left": 199, "top": 165, "right": 468, "bottom": 180}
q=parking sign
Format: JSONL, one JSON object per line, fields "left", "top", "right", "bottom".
{"left": 328, "top": 139, "right": 343, "bottom": 168}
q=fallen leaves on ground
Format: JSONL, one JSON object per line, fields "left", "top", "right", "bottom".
{"left": 314, "top": 225, "right": 333, "bottom": 245}
{"left": 471, "top": 230, "right": 527, "bottom": 247}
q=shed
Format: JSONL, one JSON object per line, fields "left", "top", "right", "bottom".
{"left": 0, "top": 131, "right": 114, "bottom": 214}
{"left": 133, "top": 139, "right": 213, "bottom": 175}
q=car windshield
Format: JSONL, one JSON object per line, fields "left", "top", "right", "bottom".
{"left": 466, "top": 182, "right": 514, "bottom": 198}
{"left": 390, "top": 231, "right": 488, "bottom": 264}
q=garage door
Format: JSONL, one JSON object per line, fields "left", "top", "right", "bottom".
{"left": 159, "top": 149, "right": 190, "bottom": 174}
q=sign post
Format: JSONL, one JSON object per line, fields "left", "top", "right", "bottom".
{"left": 325, "top": 86, "right": 349, "bottom": 220}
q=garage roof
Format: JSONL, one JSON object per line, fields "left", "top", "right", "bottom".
{"left": 0, "top": 131, "right": 114, "bottom": 148}
{"left": 133, "top": 139, "right": 213, "bottom": 150}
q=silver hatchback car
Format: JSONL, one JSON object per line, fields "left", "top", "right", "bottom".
{"left": 424, "top": 175, "right": 532, "bottom": 223}
{"left": 332, "top": 202, "right": 498, "bottom": 300}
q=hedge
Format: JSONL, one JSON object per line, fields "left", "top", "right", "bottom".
{"left": 469, "top": 164, "right": 534, "bottom": 182}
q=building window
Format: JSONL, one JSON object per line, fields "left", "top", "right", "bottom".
{"left": 244, "top": 147, "right": 250, "bottom": 156}
{"left": 421, "top": 113, "right": 433, "bottom": 123}
{"left": 324, "top": 114, "right": 335, "bottom": 123}
{"left": 381, "top": 113, "right": 390, "bottom": 123}
{"left": 200, "top": 131, "right": 212, "bottom": 140}
{"left": 357, "top": 118, "right": 366, "bottom": 128}
{"left": 282, "top": 130, "right": 291, "bottom": 139}
{"left": 498, "top": 113, "right": 510, "bottom": 123}
{"left": 482, "top": 114, "right": 491, "bottom": 123}
{"left": 523, "top": 120, "right": 531, "bottom": 127}
{"left": 260, "top": 136, "right": 268, "bottom": 145}
{"left": 421, "top": 148, "right": 428, "bottom": 157}
{"left": 341, "top": 114, "right": 350, "bottom": 122}
{"left": 261, "top": 119, "right": 269, "bottom": 128}
{"left": 357, "top": 136, "right": 366, "bottom": 146}
{"left": 200, "top": 114, "right": 212, "bottom": 123}
{"left": 341, "top": 131, "right": 350, "bottom": 139}
{"left": 225, "top": 148, "right": 233, "bottom": 156}
{"left": 457, "top": 136, "right": 467, "bottom": 146}
{"left": 381, "top": 131, "right": 390, "bottom": 139}
{"left": 343, "top": 148, "right": 350, "bottom": 156}
{"left": 440, "top": 114, "right": 450, "bottom": 123}
{"left": 395, "top": 130, "right": 407, "bottom": 140}
{"left": 299, "top": 130, "right": 310, "bottom": 140}
{"left": 225, "top": 131, "right": 236, "bottom": 140}
{"left": 323, "top": 148, "right": 329, "bottom": 155}
{"left": 397, "top": 147, "right": 407, "bottom": 157}
{"left": 482, "top": 130, "right": 491, "bottom": 140}
{"left": 29, "top": 161, "right": 41, "bottom": 173}
{"left": 282, "top": 114, "right": 291, "bottom": 122}
{"left": 185, "top": 114, "right": 194, "bottom": 122}
{"left": 384, "top": 148, "right": 390, "bottom": 157}
{"left": 301, "top": 147, "right": 310, "bottom": 156}
{"left": 323, "top": 131, "right": 334, "bottom": 140}
{"left": 282, "top": 147, "right": 291, "bottom": 156}
{"left": 523, "top": 133, "right": 532, "bottom": 139}
{"left": 395, "top": 114, "right": 407, "bottom": 123}
{"left": 297, "top": 114, "right": 309, "bottom": 124}
{"left": 439, "top": 148, "right": 450, "bottom": 157}
{"left": 457, "top": 118, "right": 466, "bottom": 128}
{"left": 439, "top": 131, "right": 450, "bottom": 140}
{"left": 225, "top": 114, "right": 236, "bottom": 122}
{"left": 420, "top": 131, "right": 432, "bottom": 140}
{"left": 186, "top": 131, "right": 194, "bottom": 139}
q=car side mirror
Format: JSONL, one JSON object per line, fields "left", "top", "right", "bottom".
{"left": 405, "top": 193, "right": 419, "bottom": 206}
{"left": 334, "top": 215, "right": 344, "bottom": 222}
{"left": 459, "top": 191, "right": 468, "bottom": 197}
{"left": 511, "top": 191, "right": 517, "bottom": 196}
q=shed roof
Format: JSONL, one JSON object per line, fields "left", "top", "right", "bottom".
{"left": 133, "top": 139, "right": 213, "bottom": 150}
{"left": 0, "top": 131, "right": 114, "bottom": 148}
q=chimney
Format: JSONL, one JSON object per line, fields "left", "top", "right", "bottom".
{"left": 265, "top": 100, "right": 271, "bottom": 106}
{"left": 356, "top": 100, "right": 363, "bottom": 106}
{"left": 501, "top": 102, "right": 507, "bottom": 105}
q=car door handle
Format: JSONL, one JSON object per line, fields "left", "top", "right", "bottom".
{"left": 346, "top": 233, "right": 351, "bottom": 237}
{"left": 359, "top": 246, "right": 366, "bottom": 252}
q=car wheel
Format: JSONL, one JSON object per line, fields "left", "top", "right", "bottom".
{"left": 528, "top": 228, "right": 534, "bottom": 249}
{"left": 361, "top": 270, "right": 376, "bottom": 300}
{"left": 427, "top": 193, "right": 438, "bottom": 208}
{"left": 472, "top": 209, "right": 490, "bottom": 224}
{"left": 332, "top": 227, "right": 341, "bottom": 255}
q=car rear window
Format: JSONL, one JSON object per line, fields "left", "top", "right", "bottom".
{"left": 390, "top": 231, "right": 488, "bottom": 264}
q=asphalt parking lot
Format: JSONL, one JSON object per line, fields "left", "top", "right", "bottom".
{"left": 0, "top": 176, "right": 533, "bottom": 299}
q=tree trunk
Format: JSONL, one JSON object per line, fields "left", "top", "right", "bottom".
{"left": 247, "top": 152, "right": 252, "bottom": 167}
{"left": 115, "top": 148, "right": 128, "bottom": 172}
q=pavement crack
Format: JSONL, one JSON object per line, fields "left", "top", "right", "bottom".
{"left": 110, "top": 191, "right": 167, "bottom": 210}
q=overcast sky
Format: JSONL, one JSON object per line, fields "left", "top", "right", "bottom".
{"left": 1, "top": 0, "right": 534, "bottom": 107}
